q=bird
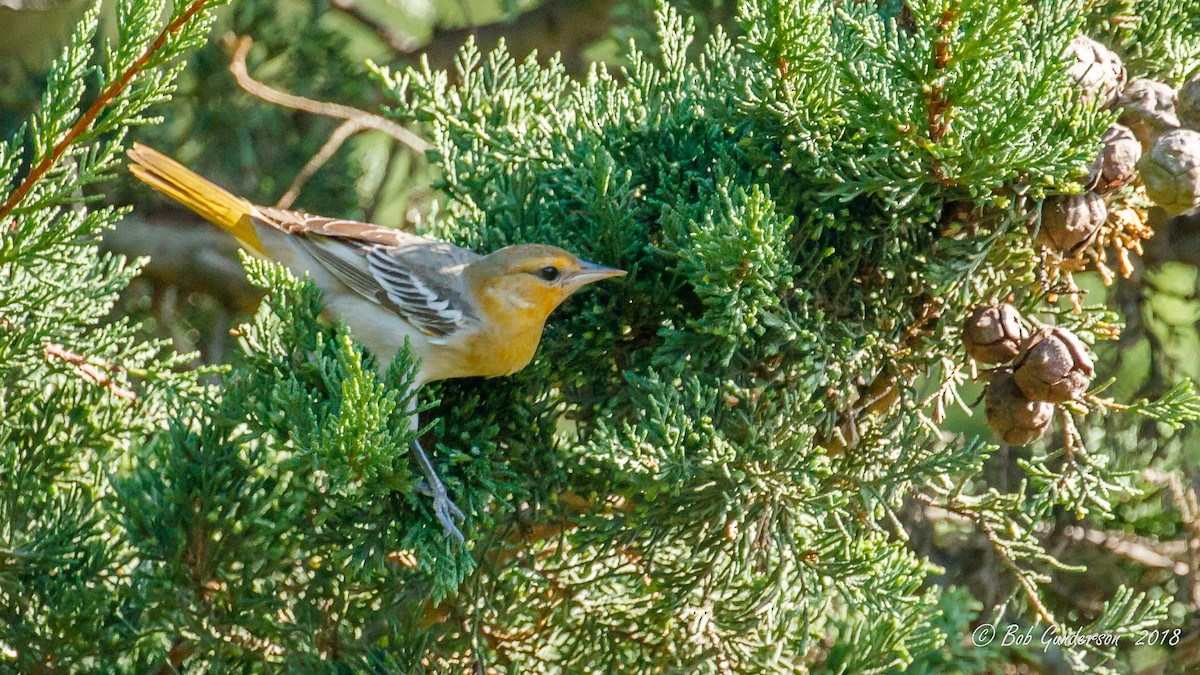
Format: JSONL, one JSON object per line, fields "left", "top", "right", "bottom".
{"left": 126, "top": 143, "right": 626, "bottom": 543}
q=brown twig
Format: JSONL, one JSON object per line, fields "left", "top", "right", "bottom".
{"left": 924, "top": 502, "right": 1194, "bottom": 577}
{"left": 0, "top": 0, "right": 214, "bottom": 224}
{"left": 980, "top": 520, "right": 1060, "bottom": 629}
{"left": 924, "top": 5, "right": 958, "bottom": 183}
{"left": 1144, "top": 468, "right": 1200, "bottom": 608}
{"left": 275, "top": 118, "right": 369, "bottom": 209}
{"left": 914, "top": 493, "right": 1061, "bottom": 629}
{"left": 225, "top": 34, "right": 430, "bottom": 154}
{"left": 1057, "top": 409, "right": 1088, "bottom": 495}
{"left": 403, "top": 0, "right": 619, "bottom": 75}
{"left": 1057, "top": 525, "right": 1190, "bottom": 575}
{"left": 43, "top": 342, "right": 137, "bottom": 401}
{"left": 100, "top": 212, "right": 260, "bottom": 312}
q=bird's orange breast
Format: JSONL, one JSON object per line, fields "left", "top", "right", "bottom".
{"left": 456, "top": 319, "right": 546, "bottom": 379}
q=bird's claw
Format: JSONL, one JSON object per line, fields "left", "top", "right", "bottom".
{"left": 416, "top": 479, "right": 467, "bottom": 540}
{"left": 434, "top": 495, "right": 466, "bottom": 544}
{"left": 410, "top": 437, "right": 467, "bottom": 544}
{"left": 444, "top": 496, "right": 466, "bottom": 522}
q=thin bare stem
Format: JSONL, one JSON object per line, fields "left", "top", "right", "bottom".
{"left": 914, "top": 493, "right": 1060, "bottom": 630}
{"left": 275, "top": 119, "right": 369, "bottom": 209}
{"left": 44, "top": 342, "right": 137, "bottom": 401}
{"left": 225, "top": 35, "right": 430, "bottom": 154}
{"left": 329, "top": 0, "right": 420, "bottom": 54}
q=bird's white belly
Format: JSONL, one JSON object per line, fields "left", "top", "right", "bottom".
{"left": 325, "top": 291, "right": 430, "bottom": 369}
{"left": 256, "top": 228, "right": 434, "bottom": 375}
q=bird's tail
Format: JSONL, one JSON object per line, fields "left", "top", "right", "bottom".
{"left": 127, "top": 143, "right": 263, "bottom": 254}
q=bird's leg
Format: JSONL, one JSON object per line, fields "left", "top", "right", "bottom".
{"left": 407, "top": 399, "right": 466, "bottom": 543}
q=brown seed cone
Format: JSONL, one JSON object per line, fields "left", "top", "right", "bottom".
{"left": 1066, "top": 36, "right": 1126, "bottom": 109}
{"left": 986, "top": 370, "right": 1054, "bottom": 445}
{"left": 962, "top": 304, "right": 1027, "bottom": 364}
{"left": 1176, "top": 74, "right": 1200, "bottom": 131}
{"left": 1117, "top": 78, "right": 1180, "bottom": 149}
{"left": 1036, "top": 193, "right": 1107, "bottom": 254}
{"left": 1138, "top": 128, "right": 1200, "bottom": 216}
{"left": 1086, "top": 124, "right": 1142, "bottom": 193}
{"left": 1013, "top": 327, "right": 1095, "bottom": 403}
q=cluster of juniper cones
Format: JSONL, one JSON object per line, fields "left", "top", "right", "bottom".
{"left": 963, "top": 305, "right": 1094, "bottom": 445}
{"left": 1048, "top": 37, "right": 1200, "bottom": 250}
{"left": 964, "top": 39, "right": 1200, "bottom": 446}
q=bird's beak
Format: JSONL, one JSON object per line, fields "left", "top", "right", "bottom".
{"left": 568, "top": 260, "right": 627, "bottom": 288}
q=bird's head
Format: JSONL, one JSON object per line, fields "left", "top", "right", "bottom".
{"left": 467, "top": 244, "right": 626, "bottom": 322}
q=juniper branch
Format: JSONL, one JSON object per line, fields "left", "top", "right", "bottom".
{"left": 0, "top": 0, "right": 213, "bottom": 223}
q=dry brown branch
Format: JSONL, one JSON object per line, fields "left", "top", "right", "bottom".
{"left": 43, "top": 342, "right": 137, "bottom": 401}
{"left": 329, "top": 0, "right": 618, "bottom": 75}
{"left": 223, "top": 34, "right": 430, "bottom": 209}
{"left": 276, "top": 119, "right": 369, "bottom": 209}
{"left": 1057, "top": 525, "right": 1190, "bottom": 575}
{"left": 914, "top": 493, "right": 1060, "bottom": 630}
{"left": 0, "top": 0, "right": 214, "bottom": 223}
{"left": 977, "top": 518, "right": 1060, "bottom": 629}
{"left": 329, "top": 0, "right": 420, "bottom": 54}
{"left": 1143, "top": 468, "right": 1200, "bottom": 608}
{"left": 225, "top": 34, "right": 430, "bottom": 154}
{"left": 328, "top": 0, "right": 422, "bottom": 53}
{"left": 101, "top": 212, "right": 260, "bottom": 312}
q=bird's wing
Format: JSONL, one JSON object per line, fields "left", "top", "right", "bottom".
{"left": 253, "top": 207, "right": 480, "bottom": 338}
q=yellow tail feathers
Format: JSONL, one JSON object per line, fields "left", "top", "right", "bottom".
{"left": 127, "top": 143, "right": 263, "bottom": 254}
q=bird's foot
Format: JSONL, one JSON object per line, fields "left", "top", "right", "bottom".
{"left": 416, "top": 479, "right": 467, "bottom": 538}
{"left": 411, "top": 439, "right": 466, "bottom": 544}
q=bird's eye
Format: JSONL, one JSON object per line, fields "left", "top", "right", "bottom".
{"left": 536, "top": 266, "right": 560, "bottom": 282}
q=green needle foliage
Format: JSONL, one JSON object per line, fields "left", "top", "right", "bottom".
{"left": 0, "top": 0, "right": 225, "bottom": 669}
{"left": 3, "top": 0, "right": 1200, "bottom": 672}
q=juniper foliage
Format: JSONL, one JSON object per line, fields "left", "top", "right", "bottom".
{"left": 3, "top": 0, "right": 1200, "bottom": 672}
{"left": 0, "top": 0, "right": 224, "bottom": 669}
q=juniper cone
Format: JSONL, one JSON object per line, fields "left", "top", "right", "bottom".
{"left": 962, "top": 304, "right": 1027, "bottom": 364}
{"left": 985, "top": 370, "right": 1054, "bottom": 446}
{"left": 1013, "top": 327, "right": 1095, "bottom": 403}
{"left": 1088, "top": 124, "right": 1142, "bottom": 193}
{"left": 1117, "top": 78, "right": 1180, "bottom": 149}
{"left": 1179, "top": 74, "right": 1200, "bottom": 131}
{"left": 1036, "top": 192, "right": 1107, "bottom": 254}
{"left": 1065, "top": 36, "right": 1126, "bottom": 109}
{"left": 1138, "top": 128, "right": 1200, "bottom": 215}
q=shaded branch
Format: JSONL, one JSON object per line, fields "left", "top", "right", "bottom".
{"left": 1143, "top": 468, "right": 1200, "bottom": 608}
{"left": 329, "top": 0, "right": 420, "bottom": 54}
{"left": 275, "top": 119, "right": 369, "bottom": 210}
{"left": 1057, "top": 525, "right": 1190, "bottom": 575}
{"left": 915, "top": 493, "right": 1061, "bottom": 629}
{"left": 101, "top": 212, "right": 260, "bottom": 312}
